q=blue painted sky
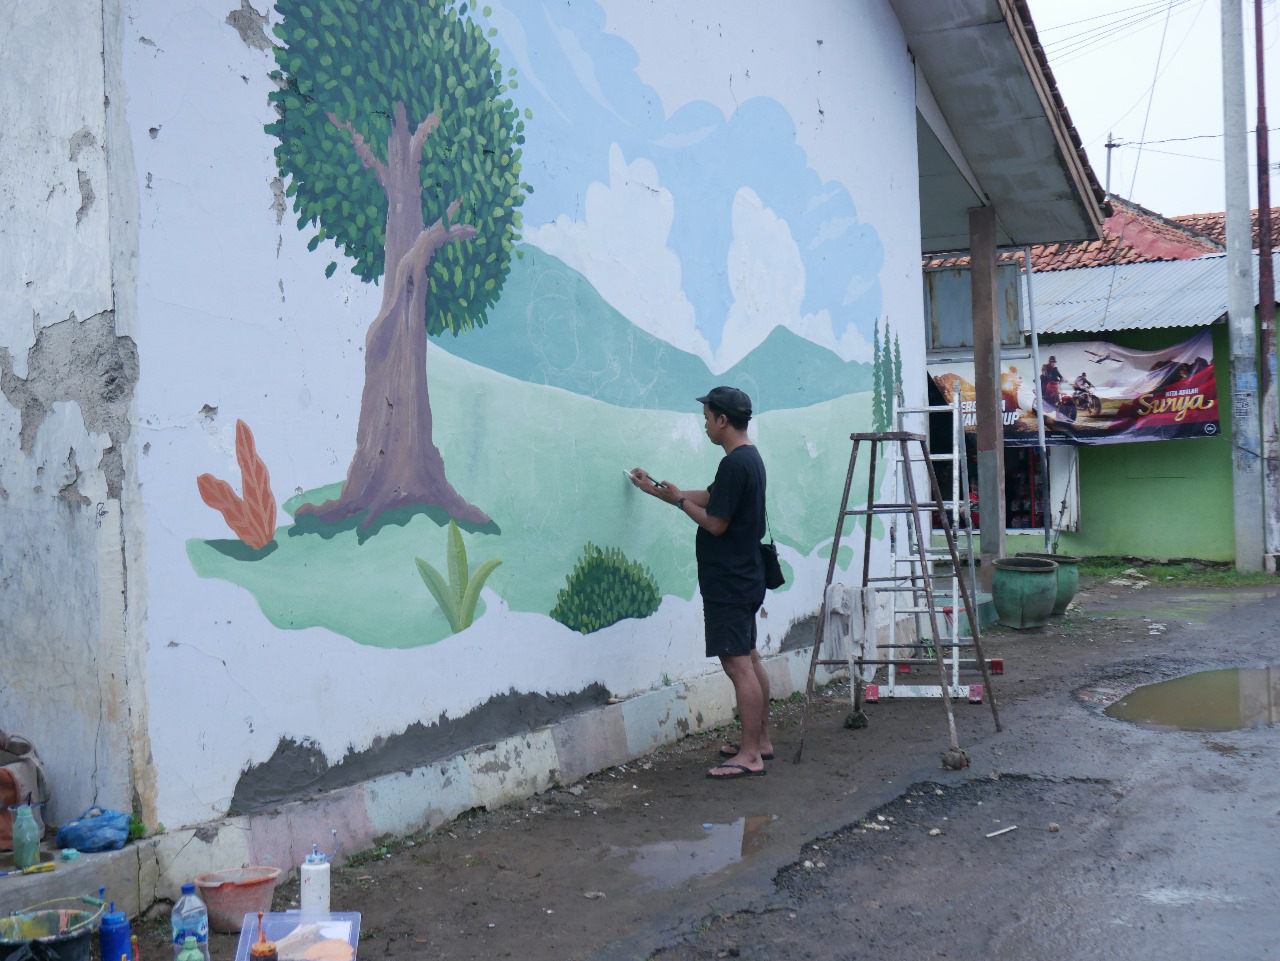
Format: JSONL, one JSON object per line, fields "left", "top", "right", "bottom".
{"left": 485, "top": 0, "right": 884, "bottom": 356}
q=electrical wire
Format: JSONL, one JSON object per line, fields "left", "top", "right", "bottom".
{"left": 1081, "top": 0, "right": 1208, "bottom": 148}
{"left": 1101, "top": 0, "right": 1179, "bottom": 326}
{"left": 1036, "top": 0, "right": 1180, "bottom": 34}
{"left": 1044, "top": 0, "right": 1194, "bottom": 63}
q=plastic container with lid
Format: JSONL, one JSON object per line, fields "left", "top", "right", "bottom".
{"left": 300, "top": 845, "right": 330, "bottom": 916}
{"left": 232, "top": 911, "right": 361, "bottom": 961}
{"left": 99, "top": 901, "right": 133, "bottom": 961}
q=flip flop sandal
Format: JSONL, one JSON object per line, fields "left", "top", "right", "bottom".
{"left": 706, "top": 762, "right": 767, "bottom": 779}
{"left": 719, "top": 744, "right": 775, "bottom": 760}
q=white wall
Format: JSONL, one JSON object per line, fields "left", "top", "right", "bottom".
{"left": 120, "top": 0, "right": 922, "bottom": 830}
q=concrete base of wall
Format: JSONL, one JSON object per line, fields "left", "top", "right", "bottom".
{"left": 0, "top": 650, "right": 842, "bottom": 920}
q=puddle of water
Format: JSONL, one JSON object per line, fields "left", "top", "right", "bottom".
{"left": 610, "top": 814, "right": 777, "bottom": 889}
{"left": 1106, "top": 666, "right": 1280, "bottom": 731}
{"left": 1102, "top": 593, "right": 1229, "bottom": 624}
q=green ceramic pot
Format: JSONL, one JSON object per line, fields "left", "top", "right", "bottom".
{"left": 991, "top": 557, "right": 1058, "bottom": 630}
{"left": 1016, "top": 552, "right": 1081, "bottom": 614}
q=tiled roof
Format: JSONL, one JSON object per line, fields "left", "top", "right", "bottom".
{"left": 1170, "top": 208, "right": 1280, "bottom": 250}
{"left": 924, "top": 197, "right": 1221, "bottom": 272}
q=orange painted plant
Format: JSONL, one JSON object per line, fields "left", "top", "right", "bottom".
{"left": 197, "top": 420, "right": 278, "bottom": 550}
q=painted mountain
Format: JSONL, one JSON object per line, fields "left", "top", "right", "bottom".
{"left": 433, "top": 245, "right": 872, "bottom": 411}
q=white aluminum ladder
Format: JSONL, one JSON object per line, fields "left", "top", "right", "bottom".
{"left": 870, "top": 395, "right": 984, "bottom": 702}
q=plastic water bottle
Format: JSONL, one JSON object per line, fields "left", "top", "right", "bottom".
{"left": 11, "top": 805, "right": 39, "bottom": 870}
{"left": 170, "top": 884, "right": 210, "bottom": 961}
{"left": 300, "top": 844, "right": 331, "bottom": 916}
{"left": 100, "top": 901, "right": 133, "bottom": 961}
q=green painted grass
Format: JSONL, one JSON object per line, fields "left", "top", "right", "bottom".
{"left": 188, "top": 348, "right": 875, "bottom": 648}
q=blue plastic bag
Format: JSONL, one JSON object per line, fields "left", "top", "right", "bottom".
{"left": 55, "top": 807, "right": 131, "bottom": 852}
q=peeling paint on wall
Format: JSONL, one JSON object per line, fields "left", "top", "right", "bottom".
{"left": 0, "top": 311, "right": 138, "bottom": 498}
{"left": 225, "top": 0, "right": 272, "bottom": 51}
{"left": 75, "top": 170, "right": 96, "bottom": 225}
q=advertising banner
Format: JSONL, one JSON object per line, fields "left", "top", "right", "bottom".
{"left": 929, "top": 330, "right": 1220, "bottom": 446}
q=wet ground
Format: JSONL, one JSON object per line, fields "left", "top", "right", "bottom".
{"left": 135, "top": 575, "right": 1280, "bottom": 961}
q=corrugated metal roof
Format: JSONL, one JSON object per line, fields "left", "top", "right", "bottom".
{"left": 1032, "top": 253, "right": 1279, "bottom": 334}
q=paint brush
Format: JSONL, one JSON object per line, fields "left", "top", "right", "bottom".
{"left": 0, "top": 861, "right": 56, "bottom": 878}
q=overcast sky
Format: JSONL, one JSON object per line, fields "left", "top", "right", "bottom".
{"left": 1025, "top": 0, "right": 1280, "bottom": 217}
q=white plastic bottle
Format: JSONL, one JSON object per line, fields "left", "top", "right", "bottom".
{"left": 300, "top": 844, "right": 330, "bottom": 916}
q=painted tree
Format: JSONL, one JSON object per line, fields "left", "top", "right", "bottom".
{"left": 892, "top": 330, "right": 903, "bottom": 406}
{"left": 874, "top": 321, "right": 894, "bottom": 431}
{"left": 267, "top": 0, "right": 528, "bottom": 526}
{"left": 871, "top": 319, "right": 885, "bottom": 431}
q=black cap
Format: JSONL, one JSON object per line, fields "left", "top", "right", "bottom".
{"left": 696, "top": 386, "right": 752, "bottom": 419}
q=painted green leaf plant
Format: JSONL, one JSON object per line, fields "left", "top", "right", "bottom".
{"left": 415, "top": 521, "right": 502, "bottom": 633}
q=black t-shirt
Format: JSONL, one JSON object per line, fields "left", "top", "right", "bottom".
{"left": 695, "top": 444, "right": 766, "bottom": 603}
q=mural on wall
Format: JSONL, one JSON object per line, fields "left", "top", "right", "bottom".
{"left": 188, "top": 0, "right": 895, "bottom": 649}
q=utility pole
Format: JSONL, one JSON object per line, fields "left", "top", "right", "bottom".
{"left": 1225, "top": 0, "right": 1265, "bottom": 571}
{"left": 1255, "top": 0, "right": 1280, "bottom": 571}
{"left": 1104, "top": 132, "right": 1117, "bottom": 198}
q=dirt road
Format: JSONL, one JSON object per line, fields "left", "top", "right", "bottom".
{"left": 136, "top": 575, "right": 1280, "bottom": 961}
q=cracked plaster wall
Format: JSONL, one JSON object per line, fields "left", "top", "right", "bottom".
{"left": 118, "top": 0, "right": 919, "bottom": 833}
{"left": 0, "top": 0, "right": 148, "bottom": 826}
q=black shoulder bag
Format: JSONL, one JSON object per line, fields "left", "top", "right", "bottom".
{"left": 760, "top": 508, "right": 785, "bottom": 590}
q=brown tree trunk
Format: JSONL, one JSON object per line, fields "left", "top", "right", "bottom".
{"left": 298, "top": 103, "right": 489, "bottom": 528}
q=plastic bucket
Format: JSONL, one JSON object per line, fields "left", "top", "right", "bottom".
{"left": 0, "top": 897, "right": 105, "bottom": 961}
{"left": 194, "top": 866, "right": 281, "bottom": 934}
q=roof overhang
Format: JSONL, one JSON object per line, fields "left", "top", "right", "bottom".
{"left": 890, "top": 0, "right": 1107, "bottom": 253}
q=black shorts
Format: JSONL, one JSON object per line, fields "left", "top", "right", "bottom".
{"left": 703, "top": 600, "right": 762, "bottom": 658}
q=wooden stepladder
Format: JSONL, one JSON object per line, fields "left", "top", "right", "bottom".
{"left": 795, "top": 431, "right": 1001, "bottom": 764}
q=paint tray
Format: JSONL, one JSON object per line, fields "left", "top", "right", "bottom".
{"left": 233, "top": 912, "right": 361, "bottom": 961}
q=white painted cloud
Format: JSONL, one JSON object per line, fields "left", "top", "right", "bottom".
{"left": 522, "top": 144, "right": 711, "bottom": 363}
{"left": 791, "top": 308, "right": 876, "bottom": 363}
{"left": 809, "top": 215, "right": 858, "bottom": 249}
{"left": 720, "top": 188, "right": 875, "bottom": 369}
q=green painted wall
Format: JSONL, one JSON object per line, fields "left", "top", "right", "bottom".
{"left": 1049, "top": 324, "right": 1235, "bottom": 561}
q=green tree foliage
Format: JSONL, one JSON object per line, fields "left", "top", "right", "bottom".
{"left": 893, "top": 330, "right": 903, "bottom": 403}
{"left": 871, "top": 319, "right": 885, "bottom": 431}
{"left": 880, "top": 321, "right": 896, "bottom": 429}
{"left": 265, "top": 0, "right": 529, "bottom": 336}
{"left": 550, "top": 543, "right": 661, "bottom": 635}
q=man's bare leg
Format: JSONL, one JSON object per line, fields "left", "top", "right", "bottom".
{"left": 720, "top": 650, "right": 774, "bottom": 758}
{"left": 709, "top": 654, "right": 766, "bottom": 776}
{"left": 751, "top": 650, "right": 774, "bottom": 756}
